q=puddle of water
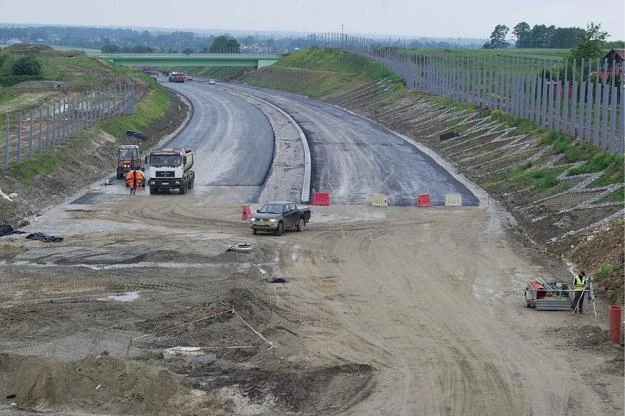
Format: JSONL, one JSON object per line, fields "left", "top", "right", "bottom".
{"left": 109, "top": 291, "right": 140, "bottom": 302}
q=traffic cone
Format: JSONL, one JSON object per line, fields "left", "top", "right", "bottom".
{"left": 242, "top": 204, "right": 251, "bottom": 220}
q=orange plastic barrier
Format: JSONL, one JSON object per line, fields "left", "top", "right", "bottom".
{"left": 241, "top": 204, "right": 252, "bottom": 220}
{"left": 417, "top": 194, "right": 431, "bottom": 207}
{"left": 609, "top": 305, "right": 622, "bottom": 344}
{"left": 312, "top": 192, "right": 330, "bottom": 206}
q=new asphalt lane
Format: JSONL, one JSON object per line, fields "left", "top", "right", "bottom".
{"left": 165, "top": 80, "right": 478, "bottom": 206}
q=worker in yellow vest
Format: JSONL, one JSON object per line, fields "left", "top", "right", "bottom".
{"left": 571, "top": 271, "right": 587, "bottom": 314}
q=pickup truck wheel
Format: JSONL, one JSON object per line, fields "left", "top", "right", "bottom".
{"left": 275, "top": 222, "right": 284, "bottom": 236}
{"left": 180, "top": 184, "right": 187, "bottom": 195}
{"left": 149, "top": 187, "right": 156, "bottom": 195}
{"left": 297, "top": 218, "right": 305, "bottom": 232}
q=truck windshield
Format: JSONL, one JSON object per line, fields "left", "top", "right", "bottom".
{"left": 150, "top": 155, "right": 182, "bottom": 167}
{"left": 259, "top": 204, "right": 284, "bottom": 214}
{"left": 119, "top": 149, "right": 137, "bottom": 159}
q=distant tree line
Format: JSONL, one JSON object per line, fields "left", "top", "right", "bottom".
{"left": 0, "top": 26, "right": 316, "bottom": 54}
{"left": 483, "top": 21, "right": 623, "bottom": 53}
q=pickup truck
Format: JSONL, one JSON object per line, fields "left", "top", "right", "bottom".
{"left": 250, "top": 201, "right": 311, "bottom": 236}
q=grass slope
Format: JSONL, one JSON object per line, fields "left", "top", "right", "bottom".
{"left": 241, "top": 48, "right": 404, "bottom": 97}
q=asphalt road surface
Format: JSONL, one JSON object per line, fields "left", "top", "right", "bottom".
{"left": 164, "top": 80, "right": 477, "bottom": 206}
{"left": 222, "top": 83, "right": 479, "bottom": 206}
{"left": 163, "top": 81, "right": 274, "bottom": 203}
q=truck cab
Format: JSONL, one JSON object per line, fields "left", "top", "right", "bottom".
{"left": 146, "top": 148, "right": 195, "bottom": 194}
{"left": 117, "top": 145, "right": 141, "bottom": 179}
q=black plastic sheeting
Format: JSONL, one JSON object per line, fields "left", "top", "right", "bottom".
{"left": 25, "top": 232, "right": 64, "bottom": 242}
{"left": 0, "top": 223, "right": 25, "bottom": 237}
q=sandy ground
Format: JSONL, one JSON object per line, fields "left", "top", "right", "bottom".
{"left": 0, "top": 78, "right": 622, "bottom": 416}
{"left": 0, "top": 189, "right": 622, "bottom": 415}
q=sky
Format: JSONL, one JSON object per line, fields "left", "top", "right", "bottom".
{"left": 1, "top": 0, "right": 624, "bottom": 40}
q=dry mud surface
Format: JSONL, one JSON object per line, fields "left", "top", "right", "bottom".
{"left": 0, "top": 79, "right": 623, "bottom": 416}
{"left": 0, "top": 193, "right": 623, "bottom": 415}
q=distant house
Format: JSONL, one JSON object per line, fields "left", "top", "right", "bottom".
{"left": 604, "top": 49, "right": 625, "bottom": 65}
{"left": 591, "top": 49, "right": 624, "bottom": 83}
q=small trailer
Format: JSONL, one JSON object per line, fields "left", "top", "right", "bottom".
{"left": 524, "top": 278, "right": 572, "bottom": 311}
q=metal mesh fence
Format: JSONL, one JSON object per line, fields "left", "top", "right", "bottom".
{"left": 308, "top": 33, "right": 623, "bottom": 154}
{"left": 1, "top": 83, "right": 136, "bottom": 170}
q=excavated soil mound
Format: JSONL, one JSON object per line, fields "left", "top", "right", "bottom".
{"left": 0, "top": 353, "right": 206, "bottom": 415}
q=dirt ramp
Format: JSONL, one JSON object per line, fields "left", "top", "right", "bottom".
{"left": 0, "top": 353, "right": 207, "bottom": 415}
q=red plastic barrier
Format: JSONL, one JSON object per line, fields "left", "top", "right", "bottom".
{"left": 241, "top": 204, "right": 252, "bottom": 220}
{"left": 312, "top": 192, "right": 330, "bottom": 206}
{"left": 417, "top": 194, "right": 431, "bottom": 207}
{"left": 609, "top": 305, "right": 622, "bottom": 344}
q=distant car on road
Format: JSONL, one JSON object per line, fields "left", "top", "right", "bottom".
{"left": 183, "top": 74, "right": 193, "bottom": 81}
{"left": 169, "top": 72, "right": 185, "bottom": 83}
{"left": 250, "top": 201, "right": 311, "bottom": 236}
{"left": 208, "top": 79, "right": 216, "bottom": 85}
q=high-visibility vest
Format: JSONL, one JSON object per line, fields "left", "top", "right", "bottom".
{"left": 573, "top": 276, "right": 586, "bottom": 292}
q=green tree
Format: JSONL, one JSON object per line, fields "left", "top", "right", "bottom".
{"left": 570, "top": 22, "right": 608, "bottom": 60}
{"left": 550, "top": 27, "right": 585, "bottom": 48}
{"left": 531, "top": 24, "right": 555, "bottom": 48}
{"left": 209, "top": 35, "right": 240, "bottom": 53}
{"left": 605, "top": 40, "right": 625, "bottom": 49}
{"left": 513, "top": 22, "right": 531, "bottom": 48}
{"left": 101, "top": 43, "right": 120, "bottom": 53}
{"left": 483, "top": 24, "right": 510, "bottom": 49}
{"left": 11, "top": 55, "right": 41, "bottom": 75}
{"left": 182, "top": 47, "right": 194, "bottom": 55}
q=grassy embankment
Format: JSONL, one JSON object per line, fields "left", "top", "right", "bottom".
{"left": 0, "top": 44, "right": 172, "bottom": 186}
{"left": 242, "top": 48, "right": 405, "bottom": 98}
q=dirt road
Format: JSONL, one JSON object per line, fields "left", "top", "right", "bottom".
{"left": 280, "top": 205, "right": 622, "bottom": 416}
{"left": 0, "top": 188, "right": 622, "bottom": 415}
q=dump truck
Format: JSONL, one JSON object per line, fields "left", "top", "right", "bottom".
{"left": 145, "top": 148, "right": 195, "bottom": 194}
{"left": 116, "top": 145, "right": 141, "bottom": 179}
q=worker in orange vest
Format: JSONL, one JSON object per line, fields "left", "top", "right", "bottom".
{"left": 126, "top": 170, "right": 144, "bottom": 195}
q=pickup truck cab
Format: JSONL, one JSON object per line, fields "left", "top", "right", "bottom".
{"left": 250, "top": 201, "right": 311, "bottom": 236}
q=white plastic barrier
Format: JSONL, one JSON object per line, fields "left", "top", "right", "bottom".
{"left": 445, "top": 193, "right": 462, "bottom": 207}
{"left": 372, "top": 193, "right": 389, "bottom": 207}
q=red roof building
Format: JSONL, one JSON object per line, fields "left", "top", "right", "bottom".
{"left": 604, "top": 49, "right": 625, "bottom": 64}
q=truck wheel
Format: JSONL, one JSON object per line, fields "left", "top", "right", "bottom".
{"left": 149, "top": 187, "right": 156, "bottom": 195}
{"left": 297, "top": 218, "right": 305, "bottom": 232}
{"left": 275, "top": 222, "right": 284, "bottom": 236}
{"left": 180, "top": 184, "right": 186, "bottom": 195}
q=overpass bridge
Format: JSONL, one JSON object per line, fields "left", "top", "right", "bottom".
{"left": 100, "top": 53, "right": 281, "bottom": 68}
